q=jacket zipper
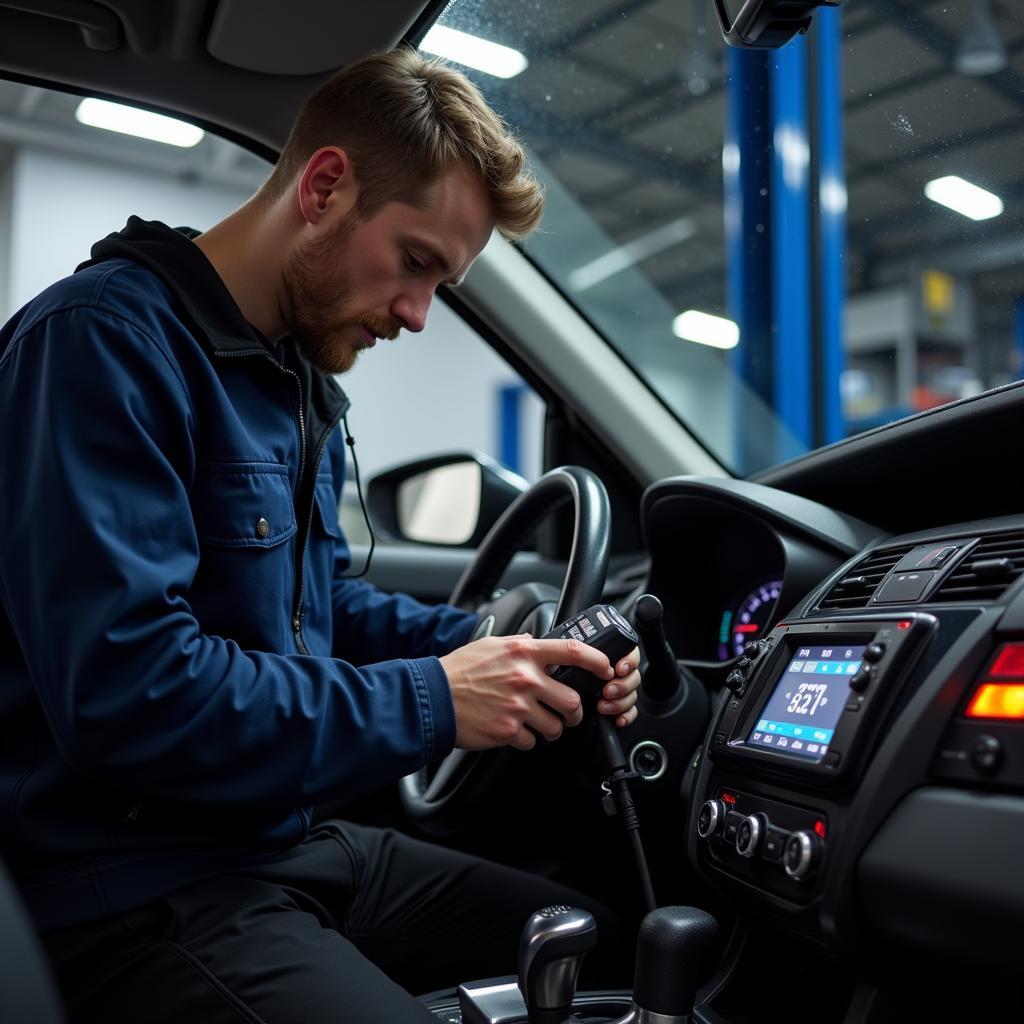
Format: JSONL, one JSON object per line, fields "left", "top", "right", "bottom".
{"left": 291, "top": 425, "right": 339, "bottom": 655}
{"left": 282, "top": 365, "right": 308, "bottom": 650}
{"left": 212, "top": 348, "right": 342, "bottom": 656}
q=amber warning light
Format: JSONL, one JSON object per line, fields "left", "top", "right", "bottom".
{"left": 966, "top": 644, "right": 1024, "bottom": 720}
{"left": 967, "top": 685, "right": 1024, "bottom": 721}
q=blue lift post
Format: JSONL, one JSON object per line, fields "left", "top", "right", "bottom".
{"left": 770, "top": 33, "right": 813, "bottom": 450}
{"left": 498, "top": 382, "right": 527, "bottom": 475}
{"left": 727, "top": 8, "right": 846, "bottom": 468}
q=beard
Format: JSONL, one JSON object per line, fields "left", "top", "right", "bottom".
{"left": 281, "top": 213, "right": 401, "bottom": 374}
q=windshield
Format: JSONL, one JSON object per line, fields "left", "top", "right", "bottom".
{"left": 424, "top": 0, "right": 1024, "bottom": 477}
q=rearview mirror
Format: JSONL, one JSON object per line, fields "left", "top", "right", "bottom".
{"left": 714, "top": 0, "right": 841, "bottom": 49}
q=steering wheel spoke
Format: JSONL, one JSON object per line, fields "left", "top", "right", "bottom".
{"left": 421, "top": 749, "right": 471, "bottom": 803}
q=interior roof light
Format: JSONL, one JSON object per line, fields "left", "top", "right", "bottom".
{"left": 924, "top": 175, "right": 1004, "bottom": 221}
{"left": 966, "top": 683, "right": 1024, "bottom": 720}
{"left": 421, "top": 26, "right": 528, "bottom": 79}
{"left": 75, "top": 98, "right": 204, "bottom": 148}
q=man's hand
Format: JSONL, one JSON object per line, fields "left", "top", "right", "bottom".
{"left": 440, "top": 635, "right": 642, "bottom": 751}
{"left": 600, "top": 645, "right": 641, "bottom": 729}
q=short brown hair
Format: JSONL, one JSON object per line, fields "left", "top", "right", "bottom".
{"left": 259, "top": 48, "right": 544, "bottom": 240}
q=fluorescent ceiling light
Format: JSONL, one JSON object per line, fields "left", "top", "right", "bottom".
{"left": 75, "top": 98, "right": 204, "bottom": 148}
{"left": 924, "top": 175, "right": 1003, "bottom": 220}
{"left": 421, "top": 26, "right": 528, "bottom": 79}
{"left": 569, "top": 217, "right": 696, "bottom": 291}
{"left": 672, "top": 310, "right": 739, "bottom": 350}
{"left": 955, "top": 0, "right": 1007, "bottom": 76}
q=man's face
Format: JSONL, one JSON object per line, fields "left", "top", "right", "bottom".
{"left": 282, "top": 163, "right": 495, "bottom": 374}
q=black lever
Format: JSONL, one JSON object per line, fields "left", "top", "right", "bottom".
{"left": 633, "top": 594, "right": 681, "bottom": 702}
{"left": 631, "top": 906, "right": 719, "bottom": 1021}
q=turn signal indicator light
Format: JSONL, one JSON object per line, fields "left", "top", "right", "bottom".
{"left": 966, "top": 684, "right": 1024, "bottom": 720}
{"left": 966, "top": 644, "right": 1024, "bottom": 720}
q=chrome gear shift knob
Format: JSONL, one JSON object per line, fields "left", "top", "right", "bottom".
{"left": 518, "top": 905, "right": 598, "bottom": 1024}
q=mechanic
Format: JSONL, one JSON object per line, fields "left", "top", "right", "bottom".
{"left": 0, "top": 48, "right": 640, "bottom": 1023}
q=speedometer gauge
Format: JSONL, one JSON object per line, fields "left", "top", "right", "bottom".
{"left": 718, "top": 580, "right": 783, "bottom": 660}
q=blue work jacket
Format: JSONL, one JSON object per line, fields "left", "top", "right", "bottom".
{"left": 0, "top": 218, "right": 477, "bottom": 929}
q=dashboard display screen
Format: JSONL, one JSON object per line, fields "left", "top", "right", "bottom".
{"left": 746, "top": 644, "right": 866, "bottom": 762}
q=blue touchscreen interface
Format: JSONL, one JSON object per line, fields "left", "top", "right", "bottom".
{"left": 746, "top": 644, "right": 866, "bottom": 762}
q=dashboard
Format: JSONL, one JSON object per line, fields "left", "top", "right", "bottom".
{"left": 630, "top": 392, "right": 1024, "bottom": 1022}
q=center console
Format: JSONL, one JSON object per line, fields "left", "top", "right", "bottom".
{"left": 693, "top": 613, "right": 934, "bottom": 901}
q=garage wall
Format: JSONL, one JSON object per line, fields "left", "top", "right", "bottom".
{"left": 6, "top": 148, "right": 250, "bottom": 312}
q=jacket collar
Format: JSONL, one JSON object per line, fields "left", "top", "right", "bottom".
{"left": 81, "top": 217, "right": 350, "bottom": 425}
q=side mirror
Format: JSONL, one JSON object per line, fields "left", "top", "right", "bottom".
{"left": 713, "top": 0, "right": 841, "bottom": 50}
{"left": 367, "top": 452, "right": 528, "bottom": 548}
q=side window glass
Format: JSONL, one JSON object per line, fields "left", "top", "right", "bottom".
{"left": 338, "top": 298, "right": 544, "bottom": 542}
{"left": 0, "top": 84, "right": 543, "bottom": 545}
{"left": 0, "top": 85, "right": 267, "bottom": 318}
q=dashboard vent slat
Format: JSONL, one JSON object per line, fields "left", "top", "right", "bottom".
{"left": 931, "top": 530, "right": 1024, "bottom": 603}
{"left": 817, "top": 545, "right": 915, "bottom": 609}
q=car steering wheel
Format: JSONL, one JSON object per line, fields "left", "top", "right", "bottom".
{"left": 399, "top": 465, "right": 611, "bottom": 835}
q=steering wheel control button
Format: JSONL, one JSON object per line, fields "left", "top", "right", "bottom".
{"left": 629, "top": 740, "right": 668, "bottom": 781}
{"left": 848, "top": 666, "right": 873, "bottom": 692}
{"left": 697, "top": 799, "right": 726, "bottom": 839}
{"left": 256, "top": 516, "right": 270, "bottom": 539}
{"left": 863, "top": 642, "right": 886, "bottom": 663}
{"left": 783, "top": 831, "right": 821, "bottom": 880}
{"left": 971, "top": 734, "right": 1003, "bottom": 776}
{"left": 735, "top": 814, "right": 763, "bottom": 858}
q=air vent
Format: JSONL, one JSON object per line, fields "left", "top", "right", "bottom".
{"left": 931, "top": 530, "right": 1024, "bottom": 603}
{"left": 818, "top": 545, "right": 915, "bottom": 610}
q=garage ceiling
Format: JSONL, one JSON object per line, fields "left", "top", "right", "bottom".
{"left": 0, "top": 0, "right": 1020, "bottom": 384}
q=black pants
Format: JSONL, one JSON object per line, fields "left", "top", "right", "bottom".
{"left": 42, "top": 821, "right": 626, "bottom": 1023}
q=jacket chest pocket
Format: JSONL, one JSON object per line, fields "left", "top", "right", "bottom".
{"left": 193, "top": 462, "right": 297, "bottom": 548}
{"left": 190, "top": 462, "right": 297, "bottom": 651}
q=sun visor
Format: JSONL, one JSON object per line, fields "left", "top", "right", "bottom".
{"left": 206, "top": 0, "right": 431, "bottom": 75}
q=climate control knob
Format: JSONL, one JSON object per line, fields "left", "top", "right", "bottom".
{"left": 735, "top": 814, "right": 764, "bottom": 858}
{"left": 783, "top": 830, "right": 821, "bottom": 880}
{"left": 697, "top": 800, "right": 726, "bottom": 839}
